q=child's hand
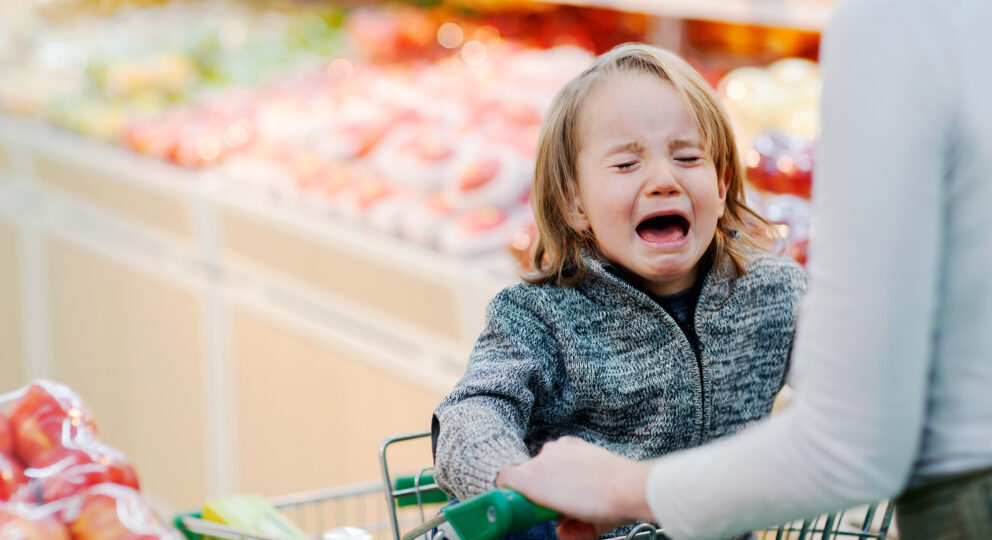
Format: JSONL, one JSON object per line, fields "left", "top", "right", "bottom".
{"left": 495, "top": 436, "right": 655, "bottom": 539}
{"left": 555, "top": 518, "right": 616, "bottom": 540}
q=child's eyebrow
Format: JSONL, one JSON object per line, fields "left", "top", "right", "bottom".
{"left": 669, "top": 138, "right": 704, "bottom": 150}
{"left": 604, "top": 141, "right": 643, "bottom": 155}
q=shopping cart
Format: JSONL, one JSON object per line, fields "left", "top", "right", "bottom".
{"left": 174, "top": 430, "right": 897, "bottom": 540}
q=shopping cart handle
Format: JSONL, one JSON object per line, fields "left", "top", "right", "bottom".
{"left": 442, "top": 488, "right": 560, "bottom": 540}
{"left": 393, "top": 472, "right": 450, "bottom": 507}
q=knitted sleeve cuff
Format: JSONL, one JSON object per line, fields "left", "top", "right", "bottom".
{"left": 434, "top": 407, "right": 531, "bottom": 500}
{"left": 451, "top": 435, "right": 530, "bottom": 499}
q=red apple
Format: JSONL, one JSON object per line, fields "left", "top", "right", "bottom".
{"left": 12, "top": 413, "right": 65, "bottom": 469}
{"left": 103, "top": 461, "right": 140, "bottom": 493}
{"left": 76, "top": 440, "right": 139, "bottom": 492}
{"left": 785, "top": 237, "right": 809, "bottom": 266}
{"left": 458, "top": 158, "right": 500, "bottom": 192}
{"left": 0, "top": 411, "right": 13, "bottom": 458}
{"left": 0, "top": 453, "right": 27, "bottom": 502}
{"left": 6, "top": 480, "right": 39, "bottom": 505}
{"left": 0, "top": 504, "right": 70, "bottom": 540}
{"left": 29, "top": 448, "right": 109, "bottom": 504}
{"left": 507, "top": 221, "right": 539, "bottom": 272}
{"left": 67, "top": 485, "right": 180, "bottom": 540}
{"left": 458, "top": 206, "right": 506, "bottom": 233}
{"left": 10, "top": 382, "right": 96, "bottom": 466}
{"left": 401, "top": 133, "right": 454, "bottom": 164}
{"left": 29, "top": 444, "right": 139, "bottom": 503}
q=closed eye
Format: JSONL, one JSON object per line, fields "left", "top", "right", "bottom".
{"left": 614, "top": 161, "right": 639, "bottom": 171}
{"left": 676, "top": 157, "right": 702, "bottom": 165}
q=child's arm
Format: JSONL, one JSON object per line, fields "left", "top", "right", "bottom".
{"left": 433, "top": 287, "right": 559, "bottom": 501}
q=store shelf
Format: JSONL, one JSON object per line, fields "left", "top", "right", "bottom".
{"left": 0, "top": 109, "right": 513, "bottom": 362}
{"left": 0, "top": 109, "right": 514, "bottom": 370}
{"left": 210, "top": 185, "right": 514, "bottom": 347}
{"left": 0, "top": 115, "right": 226, "bottom": 242}
{"left": 46, "top": 235, "right": 209, "bottom": 509}
{"left": 0, "top": 143, "right": 9, "bottom": 174}
{"left": 0, "top": 175, "right": 214, "bottom": 507}
{"left": 0, "top": 215, "right": 24, "bottom": 387}
{"left": 537, "top": 0, "right": 837, "bottom": 30}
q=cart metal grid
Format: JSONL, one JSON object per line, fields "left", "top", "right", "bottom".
{"left": 175, "top": 430, "right": 897, "bottom": 540}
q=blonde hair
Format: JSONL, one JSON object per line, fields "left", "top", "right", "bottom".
{"left": 527, "top": 42, "right": 773, "bottom": 286}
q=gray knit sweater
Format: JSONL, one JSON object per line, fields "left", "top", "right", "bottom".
{"left": 433, "top": 250, "right": 807, "bottom": 504}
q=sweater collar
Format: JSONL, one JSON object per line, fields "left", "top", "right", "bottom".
{"left": 582, "top": 252, "right": 734, "bottom": 313}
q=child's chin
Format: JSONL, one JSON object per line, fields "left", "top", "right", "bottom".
{"left": 634, "top": 263, "right": 697, "bottom": 291}
{"left": 639, "top": 253, "right": 694, "bottom": 273}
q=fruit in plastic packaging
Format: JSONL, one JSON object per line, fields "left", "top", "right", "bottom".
{"left": 371, "top": 122, "right": 457, "bottom": 195}
{"left": 761, "top": 194, "right": 813, "bottom": 266}
{"left": 744, "top": 129, "right": 814, "bottom": 199}
{"left": 457, "top": 158, "right": 501, "bottom": 193}
{"left": 785, "top": 237, "right": 809, "bottom": 266}
{"left": 0, "top": 454, "right": 27, "bottom": 502}
{"left": 438, "top": 206, "right": 520, "bottom": 257}
{"left": 399, "top": 193, "right": 453, "bottom": 247}
{"left": 0, "top": 412, "right": 12, "bottom": 458}
{"left": 9, "top": 381, "right": 97, "bottom": 467}
{"left": 66, "top": 484, "right": 181, "bottom": 540}
{"left": 0, "top": 503, "right": 70, "bottom": 540}
{"left": 444, "top": 145, "right": 529, "bottom": 212}
{"left": 29, "top": 443, "right": 139, "bottom": 503}
{"left": 507, "top": 220, "right": 539, "bottom": 272}
{"left": 718, "top": 58, "right": 820, "bottom": 150}
{"left": 0, "top": 381, "right": 172, "bottom": 538}
{"left": 10, "top": 388, "right": 69, "bottom": 466}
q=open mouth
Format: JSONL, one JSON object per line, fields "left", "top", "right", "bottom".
{"left": 636, "top": 213, "right": 690, "bottom": 244}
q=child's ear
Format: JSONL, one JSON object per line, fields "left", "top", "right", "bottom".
{"left": 717, "top": 167, "right": 731, "bottom": 217}
{"left": 565, "top": 191, "right": 591, "bottom": 232}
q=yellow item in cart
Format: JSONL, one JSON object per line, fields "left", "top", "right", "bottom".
{"left": 202, "top": 494, "right": 309, "bottom": 540}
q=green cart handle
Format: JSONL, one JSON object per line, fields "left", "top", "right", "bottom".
{"left": 442, "top": 488, "right": 560, "bottom": 540}
{"left": 393, "top": 472, "right": 450, "bottom": 507}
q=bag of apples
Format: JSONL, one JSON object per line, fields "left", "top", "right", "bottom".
{"left": 0, "top": 379, "right": 181, "bottom": 540}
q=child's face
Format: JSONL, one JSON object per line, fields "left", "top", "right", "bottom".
{"left": 571, "top": 72, "right": 728, "bottom": 296}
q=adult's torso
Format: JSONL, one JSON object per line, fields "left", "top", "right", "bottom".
{"left": 914, "top": 0, "right": 992, "bottom": 484}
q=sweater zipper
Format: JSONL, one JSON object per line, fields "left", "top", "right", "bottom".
{"left": 671, "top": 320, "right": 707, "bottom": 442}
{"left": 651, "top": 300, "right": 706, "bottom": 443}
{"left": 597, "top": 262, "right": 712, "bottom": 443}
{"left": 692, "top": 273, "right": 714, "bottom": 442}
{"left": 687, "top": 320, "right": 708, "bottom": 442}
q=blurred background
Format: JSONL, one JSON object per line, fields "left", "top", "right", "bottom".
{"left": 0, "top": 0, "right": 826, "bottom": 522}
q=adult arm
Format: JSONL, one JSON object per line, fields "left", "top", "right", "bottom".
{"left": 501, "top": 1, "right": 954, "bottom": 537}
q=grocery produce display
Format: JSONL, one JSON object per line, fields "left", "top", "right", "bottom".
{"left": 0, "top": 0, "right": 816, "bottom": 268}
{"left": 0, "top": 380, "right": 181, "bottom": 540}
{"left": 719, "top": 57, "right": 820, "bottom": 265}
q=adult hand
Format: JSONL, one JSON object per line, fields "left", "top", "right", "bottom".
{"left": 495, "top": 436, "right": 655, "bottom": 540}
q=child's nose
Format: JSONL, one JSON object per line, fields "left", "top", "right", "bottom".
{"left": 644, "top": 163, "right": 682, "bottom": 197}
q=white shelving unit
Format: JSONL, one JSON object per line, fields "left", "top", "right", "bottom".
{"left": 0, "top": 113, "right": 511, "bottom": 509}
{"left": 206, "top": 183, "right": 504, "bottom": 389}
{"left": 0, "top": 114, "right": 510, "bottom": 379}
